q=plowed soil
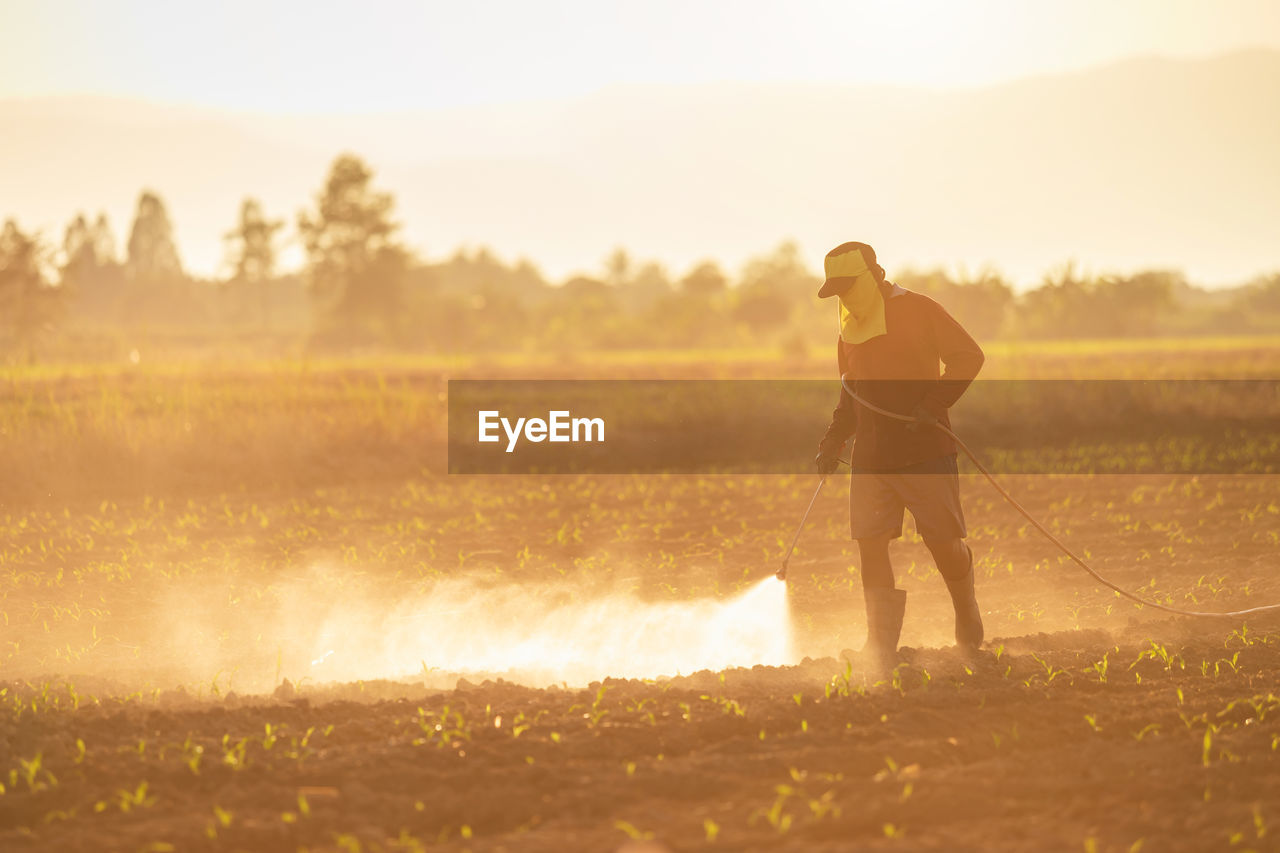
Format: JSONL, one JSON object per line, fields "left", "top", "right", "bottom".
{"left": 4, "top": 470, "right": 1279, "bottom": 852}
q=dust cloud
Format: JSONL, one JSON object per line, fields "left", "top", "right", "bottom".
{"left": 298, "top": 573, "right": 795, "bottom": 688}
{"left": 110, "top": 569, "right": 797, "bottom": 693}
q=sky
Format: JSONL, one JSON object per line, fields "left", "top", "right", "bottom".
{"left": 4, "top": 0, "right": 1280, "bottom": 112}
{"left": 2, "top": 0, "right": 1278, "bottom": 286}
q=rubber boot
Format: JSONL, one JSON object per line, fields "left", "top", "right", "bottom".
{"left": 944, "top": 543, "right": 984, "bottom": 651}
{"left": 862, "top": 587, "right": 907, "bottom": 678}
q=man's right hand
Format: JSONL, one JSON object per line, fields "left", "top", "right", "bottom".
{"left": 814, "top": 451, "right": 841, "bottom": 476}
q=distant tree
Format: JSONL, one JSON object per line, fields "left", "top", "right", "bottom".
{"left": 1016, "top": 264, "right": 1180, "bottom": 338}
{"left": 223, "top": 197, "right": 284, "bottom": 329}
{"left": 1016, "top": 262, "right": 1096, "bottom": 338}
{"left": 433, "top": 247, "right": 511, "bottom": 298}
{"left": 91, "top": 213, "right": 118, "bottom": 266}
{"left": 559, "top": 276, "right": 615, "bottom": 304}
{"left": 540, "top": 275, "right": 622, "bottom": 348}
{"left": 297, "top": 154, "right": 409, "bottom": 343}
{"left": 0, "top": 220, "right": 61, "bottom": 358}
{"left": 510, "top": 258, "right": 549, "bottom": 298}
{"left": 60, "top": 211, "right": 123, "bottom": 319}
{"left": 121, "top": 191, "right": 191, "bottom": 322}
{"left": 678, "top": 260, "right": 729, "bottom": 298}
{"left": 952, "top": 269, "right": 1015, "bottom": 339}
{"left": 603, "top": 247, "right": 632, "bottom": 289}
{"left": 126, "top": 191, "right": 183, "bottom": 288}
{"left": 618, "top": 260, "right": 671, "bottom": 314}
{"left": 1095, "top": 270, "right": 1179, "bottom": 336}
{"left": 639, "top": 260, "right": 734, "bottom": 347}
{"left": 733, "top": 241, "right": 814, "bottom": 335}
{"left": 415, "top": 247, "right": 554, "bottom": 350}
{"left": 1240, "top": 272, "right": 1280, "bottom": 314}
{"left": 61, "top": 214, "right": 97, "bottom": 293}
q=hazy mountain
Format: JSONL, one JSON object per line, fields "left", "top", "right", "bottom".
{"left": 1, "top": 50, "right": 1277, "bottom": 287}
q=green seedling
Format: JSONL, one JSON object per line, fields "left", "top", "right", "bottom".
{"left": 1087, "top": 652, "right": 1110, "bottom": 684}
{"left": 890, "top": 665, "right": 907, "bottom": 695}
{"left": 587, "top": 684, "right": 610, "bottom": 727}
{"left": 626, "top": 698, "right": 657, "bottom": 725}
{"left": 115, "top": 781, "right": 156, "bottom": 813}
{"left": 614, "top": 821, "right": 653, "bottom": 841}
{"left": 1200, "top": 723, "right": 1240, "bottom": 766}
{"left": 825, "top": 659, "right": 865, "bottom": 699}
{"left": 508, "top": 710, "right": 545, "bottom": 738}
{"left": 284, "top": 727, "right": 318, "bottom": 762}
{"left": 751, "top": 786, "right": 794, "bottom": 834}
{"left": 700, "top": 693, "right": 746, "bottom": 717}
{"left": 182, "top": 735, "right": 203, "bottom": 774}
{"left": 1217, "top": 693, "right": 1280, "bottom": 724}
{"left": 1027, "top": 653, "right": 1071, "bottom": 686}
{"left": 221, "top": 735, "right": 249, "bottom": 770}
{"left": 414, "top": 705, "right": 471, "bottom": 748}
{"left": 1133, "top": 723, "right": 1160, "bottom": 741}
{"left": 1130, "top": 640, "right": 1184, "bottom": 673}
{"left": 1178, "top": 707, "right": 1208, "bottom": 730}
{"left": 205, "top": 806, "right": 233, "bottom": 840}
{"left": 8, "top": 752, "right": 57, "bottom": 793}
{"left": 281, "top": 792, "right": 311, "bottom": 824}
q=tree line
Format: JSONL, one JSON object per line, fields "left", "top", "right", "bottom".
{"left": 2, "top": 152, "right": 1279, "bottom": 360}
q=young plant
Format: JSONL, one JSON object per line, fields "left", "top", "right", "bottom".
{"left": 1087, "top": 652, "right": 1110, "bottom": 684}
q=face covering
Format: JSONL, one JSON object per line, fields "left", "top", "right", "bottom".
{"left": 827, "top": 247, "right": 887, "bottom": 344}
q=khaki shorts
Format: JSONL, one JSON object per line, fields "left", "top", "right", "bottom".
{"left": 849, "top": 453, "right": 967, "bottom": 541}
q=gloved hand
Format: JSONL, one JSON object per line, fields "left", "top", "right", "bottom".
{"left": 814, "top": 451, "right": 841, "bottom": 476}
{"left": 905, "top": 402, "right": 940, "bottom": 433}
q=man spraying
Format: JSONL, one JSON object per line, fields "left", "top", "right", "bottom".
{"left": 814, "top": 242, "right": 985, "bottom": 674}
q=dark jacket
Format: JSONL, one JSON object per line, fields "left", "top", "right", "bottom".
{"left": 819, "top": 282, "right": 985, "bottom": 471}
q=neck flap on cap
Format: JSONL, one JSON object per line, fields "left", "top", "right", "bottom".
{"left": 826, "top": 245, "right": 887, "bottom": 344}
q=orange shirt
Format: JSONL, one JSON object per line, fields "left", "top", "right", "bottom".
{"left": 819, "top": 282, "right": 985, "bottom": 470}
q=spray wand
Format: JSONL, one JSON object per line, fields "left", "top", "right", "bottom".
{"left": 776, "top": 461, "right": 848, "bottom": 582}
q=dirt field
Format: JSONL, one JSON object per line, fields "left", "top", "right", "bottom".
{"left": 3, "top": 343, "right": 1279, "bottom": 851}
